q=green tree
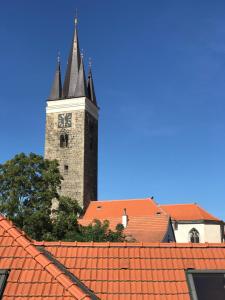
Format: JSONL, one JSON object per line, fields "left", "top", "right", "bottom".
{"left": 0, "top": 153, "right": 61, "bottom": 240}
{"left": 51, "top": 196, "right": 125, "bottom": 242}
{"left": 80, "top": 220, "right": 125, "bottom": 242}
{"left": 0, "top": 153, "right": 125, "bottom": 242}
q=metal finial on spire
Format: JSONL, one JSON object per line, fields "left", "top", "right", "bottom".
{"left": 81, "top": 48, "right": 84, "bottom": 59}
{"left": 74, "top": 9, "right": 78, "bottom": 25}
{"left": 57, "top": 51, "right": 61, "bottom": 64}
{"left": 88, "top": 57, "right": 92, "bottom": 68}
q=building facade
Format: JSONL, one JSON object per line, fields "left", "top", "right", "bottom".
{"left": 45, "top": 19, "right": 98, "bottom": 209}
{"left": 161, "top": 203, "right": 224, "bottom": 243}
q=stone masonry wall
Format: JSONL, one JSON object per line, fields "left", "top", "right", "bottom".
{"left": 44, "top": 110, "right": 85, "bottom": 207}
{"left": 83, "top": 111, "right": 98, "bottom": 209}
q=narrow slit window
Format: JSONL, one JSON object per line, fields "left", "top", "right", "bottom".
{"left": 64, "top": 165, "right": 69, "bottom": 174}
{"left": 60, "top": 134, "right": 69, "bottom": 148}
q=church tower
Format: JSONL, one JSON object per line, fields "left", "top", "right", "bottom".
{"left": 44, "top": 19, "right": 98, "bottom": 209}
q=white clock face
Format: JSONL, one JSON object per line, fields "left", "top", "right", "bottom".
{"left": 65, "top": 113, "right": 72, "bottom": 127}
{"left": 58, "top": 114, "right": 65, "bottom": 128}
{"left": 58, "top": 113, "right": 72, "bottom": 128}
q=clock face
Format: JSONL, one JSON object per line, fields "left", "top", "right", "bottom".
{"left": 65, "top": 113, "right": 72, "bottom": 128}
{"left": 58, "top": 114, "right": 65, "bottom": 128}
{"left": 58, "top": 113, "right": 72, "bottom": 128}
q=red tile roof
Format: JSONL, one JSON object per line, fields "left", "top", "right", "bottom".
{"left": 83, "top": 198, "right": 161, "bottom": 219}
{"left": 80, "top": 215, "right": 170, "bottom": 242}
{"left": 0, "top": 215, "right": 94, "bottom": 299}
{"left": 35, "top": 240, "right": 225, "bottom": 300}
{"left": 80, "top": 198, "right": 171, "bottom": 242}
{"left": 1, "top": 215, "right": 225, "bottom": 299}
{"left": 161, "top": 203, "right": 221, "bottom": 221}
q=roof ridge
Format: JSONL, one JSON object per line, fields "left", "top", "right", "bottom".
{"left": 95, "top": 198, "right": 153, "bottom": 202}
{"left": 34, "top": 240, "right": 225, "bottom": 248}
{"left": 0, "top": 215, "right": 91, "bottom": 300}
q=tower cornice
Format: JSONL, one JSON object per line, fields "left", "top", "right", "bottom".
{"left": 46, "top": 97, "right": 99, "bottom": 120}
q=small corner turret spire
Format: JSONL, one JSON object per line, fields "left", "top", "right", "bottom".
{"left": 48, "top": 52, "right": 62, "bottom": 100}
{"left": 74, "top": 52, "right": 88, "bottom": 97}
{"left": 87, "top": 58, "right": 97, "bottom": 105}
{"left": 63, "top": 17, "right": 81, "bottom": 98}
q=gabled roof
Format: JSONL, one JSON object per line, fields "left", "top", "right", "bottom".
{"left": 1, "top": 215, "right": 225, "bottom": 299}
{"left": 160, "top": 203, "right": 220, "bottom": 222}
{"left": 0, "top": 215, "right": 95, "bottom": 299}
{"left": 80, "top": 198, "right": 173, "bottom": 242}
{"left": 83, "top": 198, "right": 162, "bottom": 219}
{"left": 35, "top": 241, "right": 225, "bottom": 300}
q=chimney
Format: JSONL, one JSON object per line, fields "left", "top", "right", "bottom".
{"left": 122, "top": 208, "right": 128, "bottom": 228}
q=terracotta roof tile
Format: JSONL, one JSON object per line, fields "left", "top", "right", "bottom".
{"left": 160, "top": 203, "right": 220, "bottom": 221}
{"left": 36, "top": 241, "right": 225, "bottom": 299}
{"left": 2, "top": 214, "right": 225, "bottom": 299}
{"left": 80, "top": 199, "right": 172, "bottom": 242}
{"left": 0, "top": 215, "right": 95, "bottom": 299}
{"left": 83, "top": 198, "right": 160, "bottom": 218}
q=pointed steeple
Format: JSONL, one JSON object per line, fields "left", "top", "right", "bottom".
{"left": 48, "top": 53, "right": 62, "bottom": 100}
{"left": 74, "top": 54, "right": 88, "bottom": 97}
{"left": 87, "top": 64, "right": 97, "bottom": 106}
{"left": 63, "top": 17, "right": 81, "bottom": 98}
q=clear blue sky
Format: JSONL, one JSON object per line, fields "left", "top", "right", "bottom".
{"left": 1, "top": 1, "right": 225, "bottom": 220}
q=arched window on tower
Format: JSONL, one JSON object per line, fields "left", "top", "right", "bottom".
{"left": 60, "top": 134, "right": 69, "bottom": 148}
{"left": 189, "top": 228, "right": 200, "bottom": 243}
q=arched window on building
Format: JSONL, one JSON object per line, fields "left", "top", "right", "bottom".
{"left": 60, "top": 134, "right": 69, "bottom": 148}
{"left": 189, "top": 228, "right": 200, "bottom": 243}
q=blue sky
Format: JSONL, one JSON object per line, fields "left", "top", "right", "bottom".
{"left": 1, "top": 0, "right": 225, "bottom": 220}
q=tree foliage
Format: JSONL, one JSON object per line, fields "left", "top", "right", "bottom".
{"left": 0, "top": 153, "right": 125, "bottom": 242}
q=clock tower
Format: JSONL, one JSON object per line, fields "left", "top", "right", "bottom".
{"left": 44, "top": 19, "right": 98, "bottom": 209}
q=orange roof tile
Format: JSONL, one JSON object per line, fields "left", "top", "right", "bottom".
{"left": 160, "top": 203, "right": 221, "bottom": 221}
{"left": 80, "top": 198, "right": 171, "bottom": 242}
{"left": 0, "top": 215, "right": 95, "bottom": 299}
{"left": 36, "top": 241, "right": 225, "bottom": 300}
{"left": 1, "top": 214, "right": 225, "bottom": 299}
{"left": 83, "top": 198, "right": 161, "bottom": 218}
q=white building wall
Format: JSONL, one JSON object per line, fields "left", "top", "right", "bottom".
{"left": 204, "top": 224, "right": 222, "bottom": 242}
{"left": 173, "top": 223, "right": 222, "bottom": 243}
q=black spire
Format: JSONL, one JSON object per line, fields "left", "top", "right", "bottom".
{"left": 87, "top": 65, "right": 97, "bottom": 105}
{"left": 74, "top": 54, "right": 88, "bottom": 97}
{"left": 63, "top": 18, "right": 81, "bottom": 98}
{"left": 48, "top": 54, "right": 62, "bottom": 100}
